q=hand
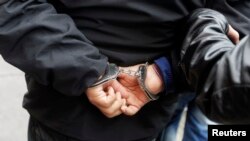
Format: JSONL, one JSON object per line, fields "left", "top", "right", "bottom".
{"left": 227, "top": 25, "right": 239, "bottom": 44}
{"left": 118, "top": 64, "right": 164, "bottom": 116}
{"left": 86, "top": 80, "right": 126, "bottom": 118}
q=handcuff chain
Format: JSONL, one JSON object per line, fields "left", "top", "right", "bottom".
{"left": 119, "top": 69, "right": 140, "bottom": 77}
{"left": 119, "top": 62, "right": 148, "bottom": 77}
{"left": 119, "top": 62, "right": 159, "bottom": 101}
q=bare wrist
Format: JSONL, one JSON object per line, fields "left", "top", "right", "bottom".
{"left": 145, "top": 64, "right": 164, "bottom": 95}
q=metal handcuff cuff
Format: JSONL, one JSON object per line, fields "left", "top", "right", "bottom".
{"left": 90, "top": 63, "right": 160, "bottom": 101}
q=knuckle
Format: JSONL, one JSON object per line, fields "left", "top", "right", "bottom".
{"left": 236, "top": 32, "right": 240, "bottom": 39}
{"left": 88, "top": 97, "right": 95, "bottom": 103}
{"left": 126, "top": 112, "right": 135, "bottom": 116}
{"left": 103, "top": 111, "right": 115, "bottom": 118}
{"left": 105, "top": 109, "right": 115, "bottom": 115}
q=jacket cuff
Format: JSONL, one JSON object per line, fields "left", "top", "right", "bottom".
{"left": 154, "top": 57, "right": 174, "bottom": 95}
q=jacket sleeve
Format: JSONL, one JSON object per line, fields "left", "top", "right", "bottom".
{"left": 0, "top": 0, "right": 108, "bottom": 96}
{"left": 180, "top": 8, "right": 250, "bottom": 124}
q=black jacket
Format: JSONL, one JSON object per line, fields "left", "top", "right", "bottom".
{"left": 180, "top": 9, "right": 250, "bottom": 124}
{"left": 0, "top": 0, "right": 249, "bottom": 140}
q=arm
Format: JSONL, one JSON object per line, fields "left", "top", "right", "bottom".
{"left": 0, "top": 0, "right": 130, "bottom": 118}
{"left": 180, "top": 8, "right": 250, "bottom": 123}
{"left": 0, "top": 0, "right": 107, "bottom": 96}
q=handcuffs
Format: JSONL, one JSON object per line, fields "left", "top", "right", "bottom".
{"left": 90, "top": 63, "right": 160, "bottom": 101}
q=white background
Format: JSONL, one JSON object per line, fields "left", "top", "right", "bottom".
{"left": 0, "top": 56, "right": 28, "bottom": 141}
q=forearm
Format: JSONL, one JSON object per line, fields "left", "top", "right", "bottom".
{"left": 181, "top": 8, "right": 250, "bottom": 123}
{"left": 0, "top": 0, "right": 107, "bottom": 96}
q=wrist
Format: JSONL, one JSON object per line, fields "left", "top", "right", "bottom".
{"left": 145, "top": 64, "right": 164, "bottom": 95}
{"left": 90, "top": 63, "right": 119, "bottom": 87}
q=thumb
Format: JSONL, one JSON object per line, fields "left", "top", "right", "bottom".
{"left": 121, "top": 104, "right": 139, "bottom": 116}
{"left": 227, "top": 25, "right": 240, "bottom": 44}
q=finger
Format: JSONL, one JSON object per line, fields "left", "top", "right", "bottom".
{"left": 121, "top": 104, "right": 140, "bottom": 116}
{"left": 115, "top": 91, "right": 122, "bottom": 101}
{"left": 100, "top": 92, "right": 124, "bottom": 118}
{"left": 121, "top": 93, "right": 146, "bottom": 116}
{"left": 86, "top": 84, "right": 104, "bottom": 97}
{"left": 103, "top": 87, "right": 117, "bottom": 107}
{"left": 86, "top": 86, "right": 106, "bottom": 105}
{"left": 110, "top": 92, "right": 123, "bottom": 116}
{"left": 227, "top": 25, "right": 239, "bottom": 44}
{"left": 111, "top": 80, "right": 129, "bottom": 98}
{"left": 122, "top": 98, "right": 127, "bottom": 107}
{"left": 96, "top": 87, "right": 116, "bottom": 108}
{"left": 107, "top": 86, "right": 115, "bottom": 94}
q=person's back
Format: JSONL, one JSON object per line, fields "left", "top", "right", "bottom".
{"left": 22, "top": 0, "right": 203, "bottom": 140}
{"left": 0, "top": 0, "right": 249, "bottom": 141}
